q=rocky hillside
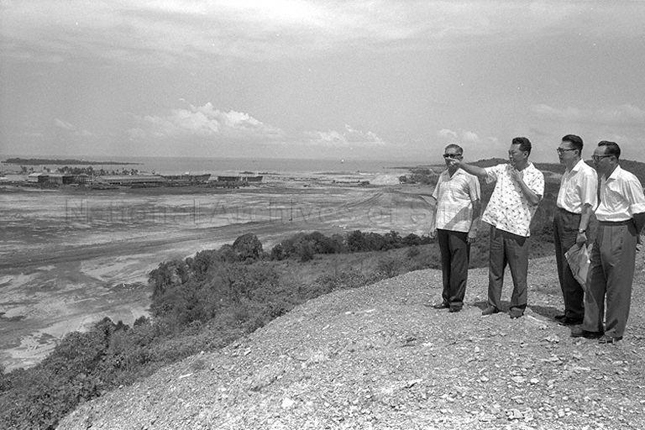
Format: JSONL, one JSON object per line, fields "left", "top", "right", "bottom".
{"left": 59, "top": 255, "right": 645, "bottom": 430}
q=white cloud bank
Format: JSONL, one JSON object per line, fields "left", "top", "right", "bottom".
{"left": 129, "top": 103, "right": 387, "bottom": 149}
{"left": 129, "top": 103, "right": 284, "bottom": 141}
{"left": 437, "top": 128, "right": 498, "bottom": 146}
{"left": 54, "top": 118, "right": 94, "bottom": 137}
{"left": 532, "top": 104, "right": 645, "bottom": 127}
{"left": 304, "top": 125, "right": 385, "bottom": 147}
{"left": 3, "top": 1, "right": 645, "bottom": 64}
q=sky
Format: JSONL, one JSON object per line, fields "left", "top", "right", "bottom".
{"left": 1, "top": 0, "right": 645, "bottom": 164}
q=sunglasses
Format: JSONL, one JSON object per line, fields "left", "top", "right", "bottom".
{"left": 556, "top": 148, "right": 576, "bottom": 154}
{"left": 592, "top": 155, "right": 612, "bottom": 162}
{"left": 443, "top": 153, "right": 462, "bottom": 159}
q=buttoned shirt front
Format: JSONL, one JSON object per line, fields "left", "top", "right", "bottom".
{"left": 595, "top": 165, "right": 645, "bottom": 222}
{"left": 432, "top": 168, "right": 481, "bottom": 233}
{"left": 557, "top": 159, "right": 598, "bottom": 214}
{"left": 482, "top": 162, "right": 544, "bottom": 237}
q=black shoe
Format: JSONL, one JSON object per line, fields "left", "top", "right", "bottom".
{"left": 570, "top": 327, "right": 603, "bottom": 339}
{"left": 598, "top": 335, "right": 622, "bottom": 344}
{"left": 432, "top": 302, "right": 450, "bottom": 309}
{"left": 554, "top": 314, "right": 566, "bottom": 322}
{"left": 509, "top": 308, "right": 524, "bottom": 319}
{"left": 558, "top": 317, "right": 583, "bottom": 326}
{"left": 482, "top": 306, "right": 499, "bottom": 316}
{"left": 449, "top": 307, "right": 461, "bottom": 313}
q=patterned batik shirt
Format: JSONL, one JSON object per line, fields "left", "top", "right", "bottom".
{"left": 481, "top": 162, "right": 544, "bottom": 237}
{"left": 432, "top": 169, "right": 481, "bottom": 233}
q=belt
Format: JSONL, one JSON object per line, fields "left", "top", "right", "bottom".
{"left": 598, "top": 219, "right": 633, "bottom": 226}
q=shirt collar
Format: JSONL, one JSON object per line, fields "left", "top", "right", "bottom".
{"left": 570, "top": 159, "right": 585, "bottom": 173}
{"left": 606, "top": 164, "right": 622, "bottom": 182}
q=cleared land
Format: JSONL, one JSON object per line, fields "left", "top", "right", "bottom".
{"left": 0, "top": 176, "right": 430, "bottom": 371}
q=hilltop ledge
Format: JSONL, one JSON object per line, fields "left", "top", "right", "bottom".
{"left": 59, "top": 256, "right": 645, "bottom": 430}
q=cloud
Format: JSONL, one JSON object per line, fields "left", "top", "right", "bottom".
{"left": 129, "top": 102, "right": 388, "bottom": 151}
{"left": 531, "top": 104, "right": 645, "bottom": 127}
{"left": 304, "top": 124, "right": 385, "bottom": 147}
{"left": 437, "top": 128, "right": 489, "bottom": 144}
{"left": 3, "top": 1, "right": 644, "bottom": 64}
{"left": 437, "top": 129, "right": 458, "bottom": 140}
{"left": 54, "top": 118, "right": 94, "bottom": 137}
{"left": 130, "top": 103, "right": 285, "bottom": 141}
{"left": 54, "top": 119, "right": 76, "bottom": 131}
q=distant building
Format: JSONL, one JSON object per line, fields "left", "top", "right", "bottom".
{"left": 75, "top": 173, "right": 90, "bottom": 184}
{"left": 216, "top": 175, "right": 263, "bottom": 183}
{"left": 28, "top": 172, "right": 49, "bottom": 183}
{"left": 48, "top": 173, "right": 75, "bottom": 185}
{"left": 161, "top": 173, "right": 211, "bottom": 184}
{"left": 98, "top": 175, "right": 167, "bottom": 186}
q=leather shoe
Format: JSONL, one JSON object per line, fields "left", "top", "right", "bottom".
{"left": 598, "top": 335, "right": 622, "bottom": 344}
{"left": 570, "top": 327, "right": 603, "bottom": 339}
{"left": 509, "top": 308, "right": 524, "bottom": 319}
{"left": 481, "top": 306, "right": 498, "bottom": 316}
{"left": 431, "top": 302, "right": 449, "bottom": 309}
{"left": 554, "top": 314, "right": 566, "bottom": 322}
{"left": 449, "top": 307, "right": 461, "bottom": 313}
{"left": 558, "top": 317, "right": 583, "bottom": 326}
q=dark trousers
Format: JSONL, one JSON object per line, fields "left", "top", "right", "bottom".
{"left": 437, "top": 229, "right": 470, "bottom": 309}
{"left": 583, "top": 221, "right": 637, "bottom": 338}
{"left": 488, "top": 226, "right": 529, "bottom": 311}
{"left": 553, "top": 208, "right": 584, "bottom": 320}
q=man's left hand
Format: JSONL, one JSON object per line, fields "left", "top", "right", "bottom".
{"left": 575, "top": 231, "right": 587, "bottom": 247}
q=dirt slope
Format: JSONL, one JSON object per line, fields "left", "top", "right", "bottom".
{"left": 58, "top": 255, "right": 645, "bottom": 430}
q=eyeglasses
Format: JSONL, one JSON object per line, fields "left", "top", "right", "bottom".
{"left": 592, "top": 155, "right": 613, "bottom": 162}
{"left": 443, "top": 153, "right": 462, "bottom": 159}
{"left": 556, "top": 148, "right": 576, "bottom": 154}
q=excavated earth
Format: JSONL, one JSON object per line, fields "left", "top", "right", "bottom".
{"left": 59, "top": 254, "right": 645, "bottom": 430}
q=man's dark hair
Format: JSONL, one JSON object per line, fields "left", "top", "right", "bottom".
{"left": 562, "top": 134, "right": 583, "bottom": 153}
{"left": 444, "top": 143, "right": 463, "bottom": 155}
{"left": 598, "top": 141, "right": 621, "bottom": 159}
{"left": 512, "top": 137, "right": 532, "bottom": 155}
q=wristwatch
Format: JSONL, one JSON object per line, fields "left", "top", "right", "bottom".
{"left": 578, "top": 229, "right": 586, "bottom": 234}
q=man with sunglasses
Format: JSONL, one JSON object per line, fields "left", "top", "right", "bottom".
{"left": 553, "top": 135, "right": 597, "bottom": 326}
{"left": 572, "top": 141, "right": 645, "bottom": 343}
{"left": 428, "top": 144, "right": 481, "bottom": 312}
{"left": 448, "top": 137, "right": 544, "bottom": 319}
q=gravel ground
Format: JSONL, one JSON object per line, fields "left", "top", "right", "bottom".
{"left": 58, "top": 253, "right": 645, "bottom": 430}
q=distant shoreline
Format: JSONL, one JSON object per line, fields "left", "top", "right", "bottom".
{"left": 3, "top": 157, "right": 141, "bottom": 166}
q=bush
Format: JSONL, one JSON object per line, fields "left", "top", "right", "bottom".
{"left": 232, "top": 233, "right": 263, "bottom": 261}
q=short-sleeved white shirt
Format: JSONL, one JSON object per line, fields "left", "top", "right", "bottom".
{"left": 432, "top": 169, "right": 481, "bottom": 233}
{"left": 595, "top": 165, "right": 645, "bottom": 222}
{"left": 482, "top": 162, "right": 545, "bottom": 237}
{"left": 557, "top": 159, "right": 598, "bottom": 213}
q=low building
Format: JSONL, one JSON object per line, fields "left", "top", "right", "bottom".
{"left": 28, "top": 173, "right": 49, "bottom": 183}
{"left": 216, "top": 175, "right": 263, "bottom": 183}
{"left": 48, "top": 173, "right": 75, "bottom": 185}
{"left": 161, "top": 173, "right": 211, "bottom": 184}
{"left": 98, "top": 175, "right": 167, "bottom": 186}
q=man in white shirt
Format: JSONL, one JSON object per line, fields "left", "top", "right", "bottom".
{"left": 429, "top": 144, "right": 481, "bottom": 312}
{"left": 572, "top": 141, "right": 645, "bottom": 343}
{"left": 553, "top": 135, "right": 597, "bottom": 326}
{"left": 449, "top": 137, "right": 544, "bottom": 319}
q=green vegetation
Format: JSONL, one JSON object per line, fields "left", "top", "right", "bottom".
{"left": 0, "top": 229, "right": 445, "bottom": 429}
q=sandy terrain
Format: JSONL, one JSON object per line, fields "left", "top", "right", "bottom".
{"left": 0, "top": 176, "right": 433, "bottom": 371}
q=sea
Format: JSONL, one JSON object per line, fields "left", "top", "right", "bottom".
{"left": 1, "top": 155, "right": 422, "bottom": 176}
